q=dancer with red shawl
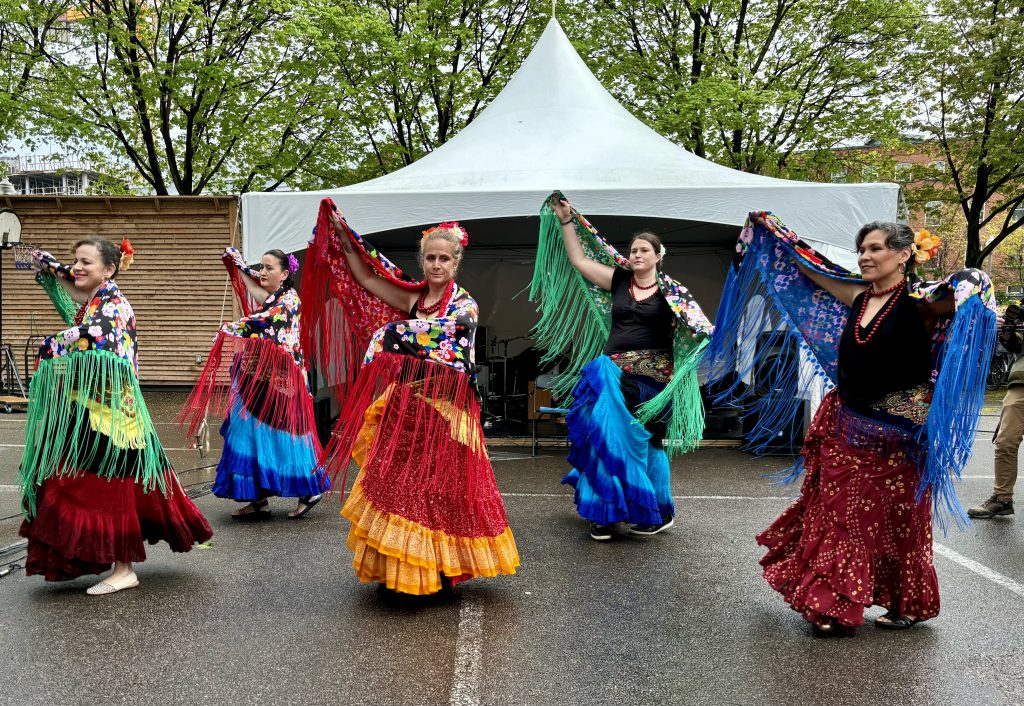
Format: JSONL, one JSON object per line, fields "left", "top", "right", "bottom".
{"left": 179, "top": 247, "right": 329, "bottom": 519}
{"left": 19, "top": 239, "right": 212, "bottom": 595}
{"left": 303, "top": 199, "right": 519, "bottom": 595}
{"left": 706, "top": 214, "right": 996, "bottom": 635}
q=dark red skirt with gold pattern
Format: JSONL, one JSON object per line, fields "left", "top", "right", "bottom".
{"left": 756, "top": 390, "right": 939, "bottom": 628}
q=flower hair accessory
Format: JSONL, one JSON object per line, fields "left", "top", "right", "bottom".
{"left": 422, "top": 221, "right": 470, "bottom": 248}
{"left": 912, "top": 228, "right": 941, "bottom": 264}
{"left": 119, "top": 238, "right": 134, "bottom": 271}
{"left": 287, "top": 253, "right": 300, "bottom": 273}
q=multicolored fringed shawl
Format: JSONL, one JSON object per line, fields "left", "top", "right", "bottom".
{"left": 305, "top": 198, "right": 482, "bottom": 485}
{"left": 705, "top": 212, "right": 997, "bottom": 529}
{"left": 528, "top": 193, "right": 714, "bottom": 456}
{"left": 19, "top": 252, "right": 168, "bottom": 516}
{"left": 179, "top": 249, "right": 316, "bottom": 440}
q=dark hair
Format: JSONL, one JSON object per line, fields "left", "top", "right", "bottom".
{"left": 629, "top": 230, "right": 666, "bottom": 268}
{"left": 73, "top": 237, "right": 121, "bottom": 278}
{"left": 264, "top": 249, "right": 294, "bottom": 288}
{"left": 854, "top": 222, "right": 914, "bottom": 252}
{"left": 854, "top": 222, "right": 915, "bottom": 278}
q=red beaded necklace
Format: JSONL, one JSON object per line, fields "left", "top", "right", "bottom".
{"left": 630, "top": 275, "right": 659, "bottom": 303}
{"left": 416, "top": 279, "right": 454, "bottom": 317}
{"left": 854, "top": 279, "right": 905, "bottom": 345}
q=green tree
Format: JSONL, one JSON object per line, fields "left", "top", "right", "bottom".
{"left": 312, "top": 0, "right": 546, "bottom": 182}
{"left": 29, "top": 0, "right": 342, "bottom": 195}
{"left": 915, "top": 0, "right": 1024, "bottom": 268}
{"left": 561, "top": 0, "right": 921, "bottom": 177}
{"left": 0, "top": 0, "right": 68, "bottom": 152}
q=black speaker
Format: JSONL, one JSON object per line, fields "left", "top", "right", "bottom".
{"left": 475, "top": 325, "right": 489, "bottom": 364}
{"left": 743, "top": 393, "right": 807, "bottom": 455}
{"left": 753, "top": 332, "right": 798, "bottom": 396}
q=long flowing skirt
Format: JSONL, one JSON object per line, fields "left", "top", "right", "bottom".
{"left": 212, "top": 399, "right": 330, "bottom": 501}
{"left": 341, "top": 385, "right": 520, "bottom": 595}
{"left": 20, "top": 470, "right": 212, "bottom": 581}
{"left": 756, "top": 391, "right": 939, "bottom": 627}
{"left": 561, "top": 356, "right": 673, "bottom": 526}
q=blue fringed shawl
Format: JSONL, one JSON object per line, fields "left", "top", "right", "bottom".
{"left": 705, "top": 212, "right": 998, "bottom": 530}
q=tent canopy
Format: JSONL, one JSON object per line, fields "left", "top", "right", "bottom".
{"left": 241, "top": 17, "right": 898, "bottom": 258}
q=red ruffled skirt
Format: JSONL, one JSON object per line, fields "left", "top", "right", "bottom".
{"left": 757, "top": 391, "right": 939, "bottom": 628}
{"left": 19, "top": 471, "right": 213, "bottom": 581}
{"left": 340, "top": 384, "right": 520, "bottom": 595}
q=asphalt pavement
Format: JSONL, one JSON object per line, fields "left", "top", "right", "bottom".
{"left": 0, "top": 393, "right": 1023, "bottom": 706}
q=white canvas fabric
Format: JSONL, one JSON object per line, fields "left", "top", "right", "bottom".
{"left": 240, "top": 17, "right": 898, "bottom": 261}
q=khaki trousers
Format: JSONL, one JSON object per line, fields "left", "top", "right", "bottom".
{"left": 994, "top": 385, "right": 1024, "bottom": 500}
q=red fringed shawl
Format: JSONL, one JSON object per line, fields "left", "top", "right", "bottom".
{"left": 178, "top": 250, "right": 316, "bottom": 440}
{"left": 304, "top": 198, "right": 483, "bottom": 491}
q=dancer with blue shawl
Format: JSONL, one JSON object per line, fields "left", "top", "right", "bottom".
{"left": 531, "top": 193, "right": 713, "bottom": 541}
{"left": 706, "top": 213, "right": 996, "bottom": 636}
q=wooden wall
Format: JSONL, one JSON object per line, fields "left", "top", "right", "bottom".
{"left": 0, "top": 195, "right": 237, "bottom": 386}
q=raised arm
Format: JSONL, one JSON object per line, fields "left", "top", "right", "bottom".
{"left": 223, "top": 247, "right": 272, "bottom": 304}
{"left": 550, "top": 195, "right": 615, "bottom": 292}
{"left": 32, "top": 249, "right": 89, "bottom": 305}
{"left": 328, "top": 208, "right": 417, "bottom": 313}
{"left": 793, "top": 260, "right": 866, "bottom": 308}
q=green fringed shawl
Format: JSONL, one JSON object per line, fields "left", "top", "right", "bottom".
{"left": 19, "top": 348, "right": 168, "bottom": 517}
{"left": 529, "top": 198, "right": 713, "bottom": 456}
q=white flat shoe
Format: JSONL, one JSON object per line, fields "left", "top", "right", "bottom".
{"left": 86, "top": 576, "right": 140, "bottom": 596}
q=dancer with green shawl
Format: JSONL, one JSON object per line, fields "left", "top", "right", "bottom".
{"left": 19, "top": 239, "right": 212, "bottom": 595}
{"left": 530, "top": 193, "right": 713, "bottom": 541}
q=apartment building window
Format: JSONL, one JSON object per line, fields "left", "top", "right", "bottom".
{"left": 862, "top": 166, "right": 879, "bottom": 182}
{"left": 894, "top": 163, "right": 914, "bottom": 182}
{"left": 925, "top": 201, "right": 943, "bottom": 228}
{"left": 830, "top": 168, "right": 847, "bottom": 183}
{"left": 928, "top": 160, "right": 946, "bottom": 173}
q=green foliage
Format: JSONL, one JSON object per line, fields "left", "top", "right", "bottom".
{"left": 26, "top": 0, "right": 343, "bottom": 195}
{"left": 560, "top": 0, "right": 922, "bottom": 177}
{"left": 310, "top": 0, "right": 547, "bottom": 183}
{"left": 0, "top": 0, "right": 68, "bottom": 152}
{"left": 914, "top": 0, "right": 1024, "bottom": 268}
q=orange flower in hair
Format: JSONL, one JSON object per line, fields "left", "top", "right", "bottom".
{"left": 912, "top": 228, "right": 940, "bottom": 264}
{"left": 421, "top": 222, "right": 469, "bottom": 247}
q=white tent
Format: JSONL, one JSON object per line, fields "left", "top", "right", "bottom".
{"left": 239, "top": 16, "right": 898, "bottom": 386}
{"left": 241, "top": 17, "right": 898, "bottom": 257}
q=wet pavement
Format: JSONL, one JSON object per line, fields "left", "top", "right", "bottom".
{"left": 1, "top": 393, "right": 1024, "bottom": 705}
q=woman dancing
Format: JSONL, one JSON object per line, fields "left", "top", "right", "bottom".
{"left": 706, "top": 215, "right": 996, "bottom": 635}
{"left": 179, "top": 247, "right": 330, "bottom": 519}
{"left": 301, "top": 199, "right": 519, "bottom": 595}
{"left": 19, "top": 239, "right": 212, "bottom": 595}
{"left": 530, "top": 193, "right": 713, "bottom": 541}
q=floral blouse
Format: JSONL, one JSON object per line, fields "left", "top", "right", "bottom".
{"left": 221, "top": 247, "right": 304, "bottom": 369}
{"left": 34, "top": 251, "right": 138, "bottom": 369}
{"left": 365, "top": 285, "right": 478, "bottom": 379}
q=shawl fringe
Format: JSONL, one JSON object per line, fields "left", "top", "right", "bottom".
{"left": 19, "top": 349, "right": 168, "bottom": 517}
{"left": 178, "top": 333, "right": 316, "bottom": 440}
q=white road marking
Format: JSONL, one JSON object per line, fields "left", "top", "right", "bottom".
{"left": 933, "top": 543, "right": 1024, "bottom": 598}
{"left": 0, "top": 443, "right": 200, "bottom": 451}
{"left": 449, "top": 594, "right": 484, "bottom": 706}
{"left": 502, "top": 492, "right": 790, "bottom": 500}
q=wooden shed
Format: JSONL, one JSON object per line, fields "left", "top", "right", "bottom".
{"left": 0, "top": 195, "right": 237, "bottom": 386}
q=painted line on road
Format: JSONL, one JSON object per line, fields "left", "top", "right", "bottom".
{"left": 502, "top": 492, "right": 790, "bottom": 500}
{"left": 449, "top": 594, "right": 484, "bottom": 706}
{"left": 933, "top": 543, "right": 1024, "bottom": 599}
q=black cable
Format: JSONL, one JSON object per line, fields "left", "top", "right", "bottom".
{"left": 0, "top": 555, "right": 26, "bottom": 580}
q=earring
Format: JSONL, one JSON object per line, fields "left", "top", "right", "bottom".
{"left": 899, "top": 262, "right": 906, "bottom": 274}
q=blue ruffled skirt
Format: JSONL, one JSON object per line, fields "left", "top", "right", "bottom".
{"left": 212, "top": 399, "right": 330, "bottom": 501}
{"left": 561, "top": 356, "right": 673, "bottom": 525}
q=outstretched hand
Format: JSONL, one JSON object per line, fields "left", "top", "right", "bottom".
{"left": 327, "top": 207, "right": 346, "bottom": 234}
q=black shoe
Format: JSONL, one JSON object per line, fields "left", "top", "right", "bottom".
{"left": 628, "top": 517, "right": 674, "bottom": 536}
{"left": 811, "top": 619, "right": 856, "bottom": 638}
{"left": 589, "top": 523, "right": 614, "bottom": 541}
{"left": 967, "top": 494, "right": 1014, "bottom": 519}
